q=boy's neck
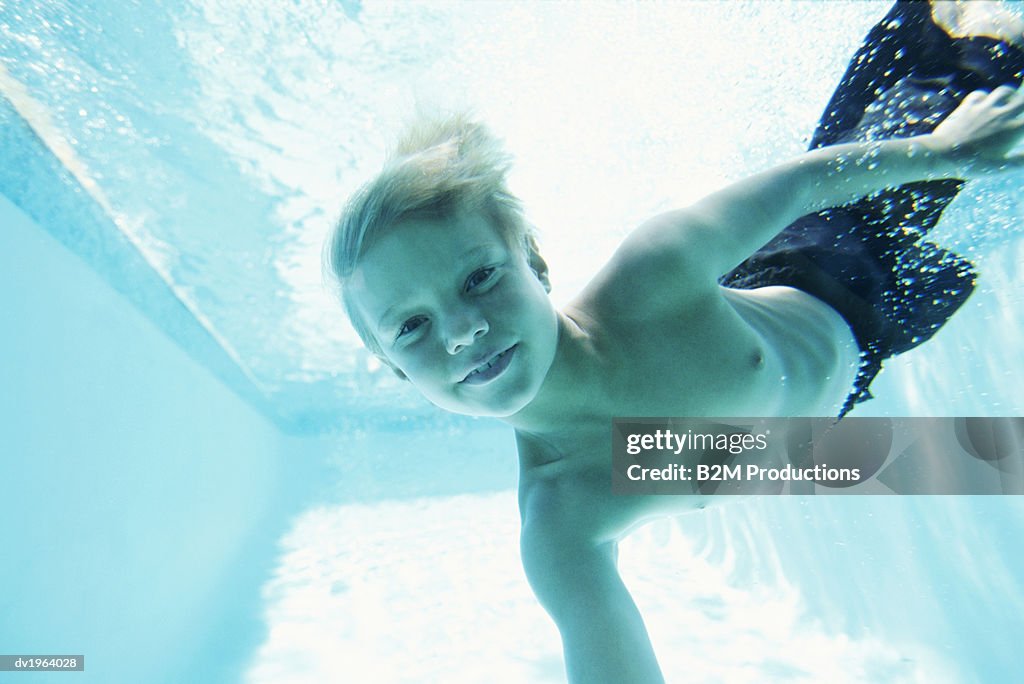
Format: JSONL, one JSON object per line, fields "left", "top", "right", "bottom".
{"left": 506, "top": 308, "right": 605, "bottom": 437}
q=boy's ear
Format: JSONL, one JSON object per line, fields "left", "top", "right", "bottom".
{"left": 528, "top": 249, "right": 551, "bottom": 293}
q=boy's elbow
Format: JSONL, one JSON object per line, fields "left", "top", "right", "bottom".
{"left": 520, "top": 526, "right": 616, "bottom": 625}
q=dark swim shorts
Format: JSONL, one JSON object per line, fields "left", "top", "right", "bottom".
{"left": 720, "top": 0, "right": 1024, "bottom": 417}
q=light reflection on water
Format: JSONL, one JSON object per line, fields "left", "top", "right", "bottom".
{"left": 237, "top": 0, "right": 1023, "bottom": 681}
{"left": 248, "top": 492, "right": 1024, "bottom": 682}
{"left": 4, "top": 0, "right": 1023, "bottom": 681}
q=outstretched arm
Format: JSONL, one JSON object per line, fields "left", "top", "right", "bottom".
{"left": 520, "top": 482, "right": 665, "bottom": 684}
{"left": 602, "top": 85, "right": 1024, "bottom": 301}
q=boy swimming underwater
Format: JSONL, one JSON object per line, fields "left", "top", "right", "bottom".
{"left": 327, "top": 2, "right": 1024, "bottom": 681}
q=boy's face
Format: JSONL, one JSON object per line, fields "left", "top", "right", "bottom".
{"left": 347, "top": 211, "right": 559, "bottom": 418}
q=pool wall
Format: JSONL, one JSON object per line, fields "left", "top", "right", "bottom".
{"left": 1, "top": 94, "right": 514, "bottom": 683}
{"left": 0, "top": 165, "right": 322, "bottom": 682}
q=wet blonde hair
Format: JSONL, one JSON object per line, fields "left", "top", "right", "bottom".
{"left": 325, "top": 115, "right": 546, "bottom": 365}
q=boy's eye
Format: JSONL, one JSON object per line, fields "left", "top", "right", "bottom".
{"left": 397, "top": 316, "right": 426, "bottom": 339}
{"left": 465, "top": 267, "right": 495, "bottom": 291}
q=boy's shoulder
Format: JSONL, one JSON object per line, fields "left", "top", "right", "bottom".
{"left": 515, "top": 428, "right": 679, "bottom": 544}
{"left": 574, "top": 211, "right": 722, "bottom": 324}
{"left": 514, "top": 428, "right": 602, "bottom": 516}
{"left": 514, "top": 442, "right": 608, "bottom": 544}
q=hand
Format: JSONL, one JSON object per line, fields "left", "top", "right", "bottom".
{"left": 929, "top": 85, "right": 1024, "bottom": 175}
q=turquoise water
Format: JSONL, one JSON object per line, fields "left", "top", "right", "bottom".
{"left": 2, "top": 1, "right": 1023, "bottom": 682}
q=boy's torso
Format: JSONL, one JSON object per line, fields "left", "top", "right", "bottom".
{"left": 515, "top": 283, "right": 859, "bottom": 541}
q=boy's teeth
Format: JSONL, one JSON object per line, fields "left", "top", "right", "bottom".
{"left": 470, "top": 350, "right": 505, "bottom": 377}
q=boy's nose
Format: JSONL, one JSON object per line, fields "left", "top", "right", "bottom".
{"left": 444, "top": 311, "right": 488, "bottom": 355}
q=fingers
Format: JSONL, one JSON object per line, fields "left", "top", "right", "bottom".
{"left": 934, "top": 86, "right": 1024, "bottom": 174}
{"left": 989, "top": 84, "right": 1016, "bottom": 101}
{"left": 962, "top": 89, "right": 989, "bottom": 106}
{"left": 965, "top": 85, "right": 1024, "bottom": 109}
{"left": 1004, "top": 86, "right": 1024, "bottom": 115}
{"left": 964, "top": 85, "right": 1024, "bottom": 120}
{"left": 989, "top": 84, "right": 1023, "bottom": 110}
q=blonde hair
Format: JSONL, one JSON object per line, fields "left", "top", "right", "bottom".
{"left": 325, "top": 115, "right": 543, "bottom": 360}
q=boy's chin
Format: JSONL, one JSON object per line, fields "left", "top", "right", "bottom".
{"left": 436, "top": 400, "right": 527, "bottom": 420}
{"left": 428, "top": 390, "right": 535, "bottom": 420}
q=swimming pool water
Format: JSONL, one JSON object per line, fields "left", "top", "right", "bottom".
{"left": 3, "top": 1, "right": 1023, "bottom": 682}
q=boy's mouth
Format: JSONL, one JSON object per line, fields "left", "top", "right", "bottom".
{"left": 460, "top": 345, "right": 516, "bottom": 385}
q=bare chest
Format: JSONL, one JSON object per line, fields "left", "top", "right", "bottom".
{"left": 599, "top": 296, "right": 784, "bottom": 417}
{"left": 601, "top": 287, "right": 858, "bottom": 418}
